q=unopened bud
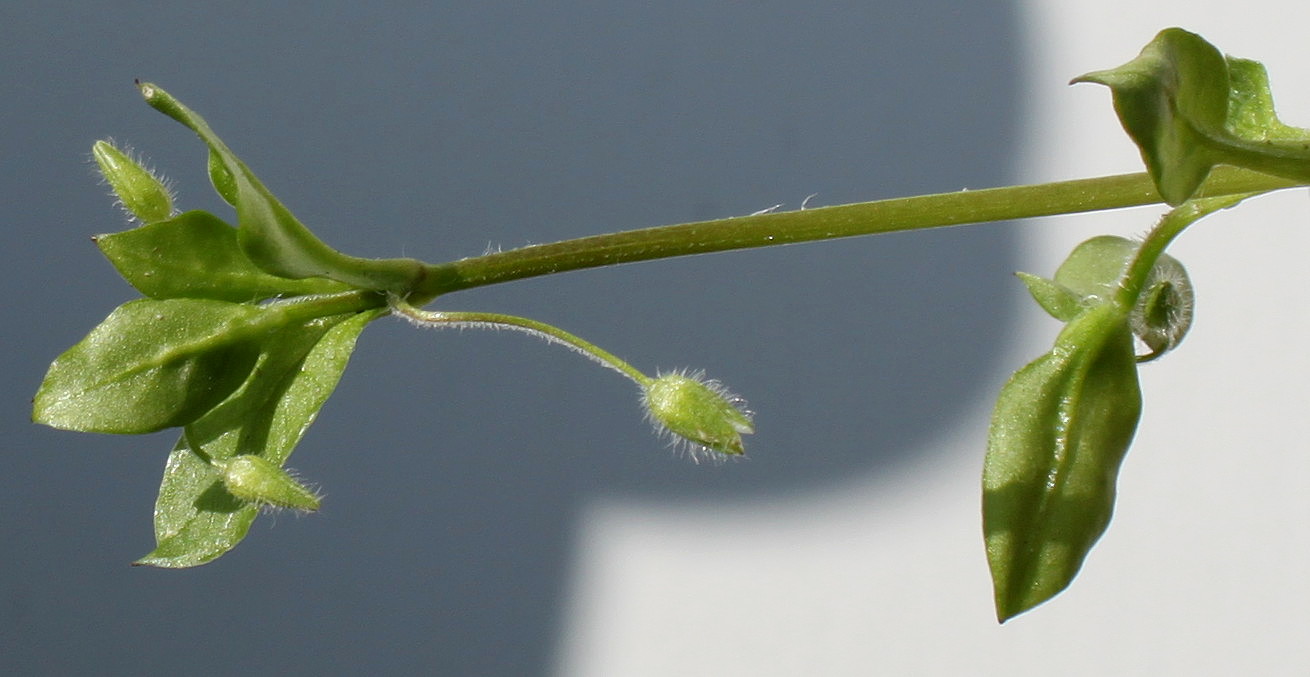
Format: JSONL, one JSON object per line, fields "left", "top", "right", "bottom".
{"left": 642, "top": 370, "right": 754, "bottom": 462}
{"left": 92, "top": 139, "right": 175, "bottom": 224}
{"left": 216, "top": 455, "right": 320, "bottom": 511}
{"left": 1130, "top": 252, "right": 1193, "bottom": 362}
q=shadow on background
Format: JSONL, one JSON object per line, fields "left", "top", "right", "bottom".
{"left": 2, "top": 3, "right": 1019, "bottom": 674}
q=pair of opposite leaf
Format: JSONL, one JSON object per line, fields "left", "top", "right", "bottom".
{"left": 37, "top": 135, "right": 386, "bottom": 565}
{"left": 35, "top": 86, "right": 752, "bottom": 566}
{"left": 984, "top": 209, "right": 1208, "bottom": 623}
{"left": 984, "top": 27, "right": 1310, "bottom": 621}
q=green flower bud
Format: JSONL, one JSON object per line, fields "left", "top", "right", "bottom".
{"left": 1129, "top": 252, "right": 1193, "bottom": 362}
{"left": 215, "top": 455, "right": 320, "bottom": 511}
{"left": 642, "top": 370, "right": 754, "bottom": 462}
{"left": 92, "top": 139, "right": 175, "bottom": 224}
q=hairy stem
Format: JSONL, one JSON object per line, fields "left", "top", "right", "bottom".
{"left": 410, "top": 167, "right": 1303, "bottom": 302}
{"left": 388, "top": 296, "right": 650, "bottom": 385}
{"left": 1116, "top": 192, "right": 1256, "bottom": 306}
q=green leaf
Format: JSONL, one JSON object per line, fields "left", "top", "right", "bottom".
{"left": 983, "top": 195, "right": 1235, "bottom": 621}
{"left": 1015, "top": 272, "right": 1081, "bottom": 321}
{"left": 983, "top": 303, "right": 1142, "bottom": 622}
{"left": 1072, "top": 28, "right": 1228, "bottom": 205}
{"left": 134, "top": 81, "right": 429, "bottom": 293}
{"left": 1074, "top": 27, "right": 1310, "bottom": 205}
{"left": 33, "top": 298, "right": 270, "bottom": 434}
{"left": 1052, "top": 236, "right": 1138, "bottom": 300}
{"left": 1226, "top": 57, "right": 1310, "bottom": 142}
{"left": 136, "top": 308, "right": 380, "bottom": 568}
{"left": 207, "top": 148, "right": 238, "bottom": 206}
{"left": 95, "top": 210, "right": 352, "bottom": 301}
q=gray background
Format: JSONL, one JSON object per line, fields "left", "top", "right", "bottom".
{"left": 2, "top": 3, "right": 1018, "bottom": 674}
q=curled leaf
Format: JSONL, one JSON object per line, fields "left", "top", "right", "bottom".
{"left": 207, "top": 148, "right": 237, "bottom": 206}
{"left": 1130, "top": 252, "right": 1192, "bottom": 362}
{"left": 135, "top": 81, "right": 429, "bottom": 293}
{"left": 1074, "top": 27, "right": 1310, "bottom": 204}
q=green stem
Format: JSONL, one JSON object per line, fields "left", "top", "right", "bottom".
{"left": 265, "top": 289, "right": 387, "bottom": 325}
{"left": 388, "top": 296, "right": 651, "bottom": 386}
{"left": 410, "top": 167, "right": 1303, "bottom": 302}
{"left": 1116, "top": 192, "right": 1257, "bottom": 306}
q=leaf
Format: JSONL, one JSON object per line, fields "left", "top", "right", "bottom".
{"left": 985, "top": 195, "right": 1241, "bottom": 621}
{"left": 1074, "top": 27, "right": 1310, "bottom": 205}
{"left": 33, "top": 298, "right": 270, "bottom": 434}
{"left": 1015, "top": 272, "right": 1081, "bottom": 321}
{"left": 1225, "top": 58, "right": 1309, "bottom": 138}
{"left": 207, "top": 148, "right": 238, "bottom": 206}
{"left": 983, "top": 303, "right": 1142, "bottom": 622}
{"left": 136, "top": 308, "right": 380, "bottom": 568}
{"left": 95, "top": 210, "right": 351, "bottom": 301}
{"left": 1052, "top": 236, "right": 1138, "bottom": 299}
{"left": 1030, "top": 233, "right": 1202, "bottom": 363}
{"left": 1072, "top": 28, "right": 1228, "bottom": 205}
{"left": 134, "top": 81, "right": 429, "bottom": 293}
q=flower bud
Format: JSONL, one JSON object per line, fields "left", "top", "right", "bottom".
{"left": 215, "top": 455, "right": 320, "bottom": 511}
{"left": 92, "top": 139, "right": 175, "bottom": 224}
{"left": 642, "top": 370, "right": 754, "bottom": 462}
{"left": 1129, "top": 252, "right": 1193, "bottom": 362}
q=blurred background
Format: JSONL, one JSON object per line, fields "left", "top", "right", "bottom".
{"left": 2, "top": 2, "right": 1305, "bottom": 675}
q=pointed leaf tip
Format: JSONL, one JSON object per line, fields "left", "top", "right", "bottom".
{"left": 1074, "top": 27, "right": 1310, "bottom": 204}
{"left": 32, "top": 299, "right": 266, "bottom": 434}
{"left": 984, "top": 305, "right": 1143, "bottom": 621}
